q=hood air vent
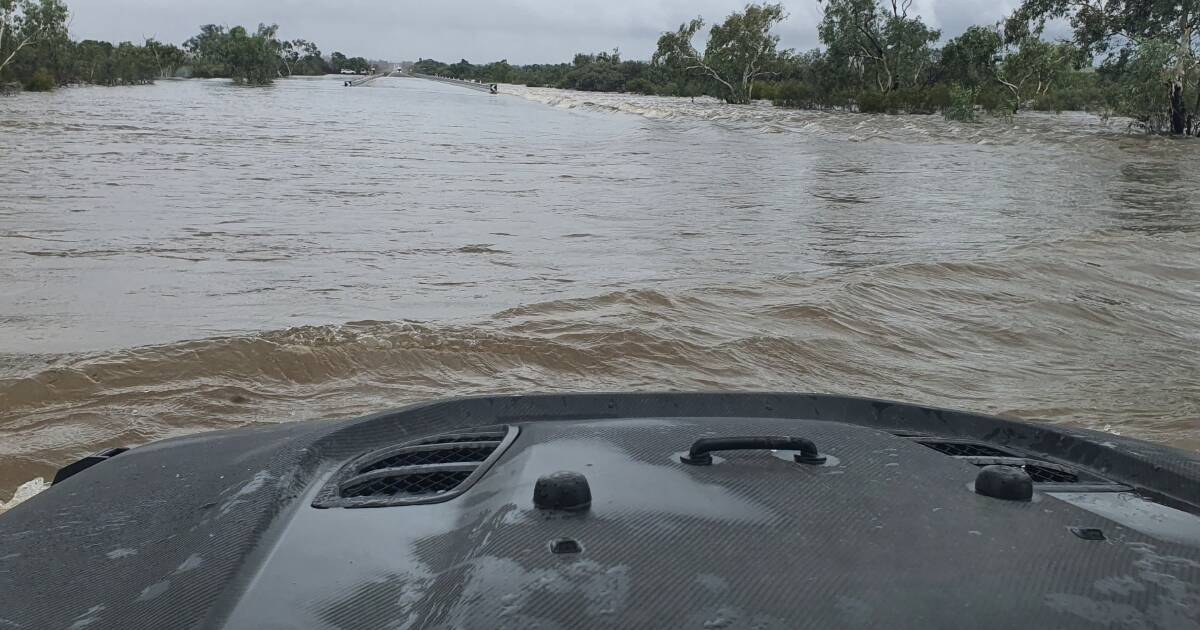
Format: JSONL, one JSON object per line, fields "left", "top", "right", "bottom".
{"left": 905, "top": 436, "right": 1122, "bottom": 489}
{"left": 313, "top": 426, "right": 518, "bottom": 508}
{"left": 963, "top": 457, "right": 1080, "bottom": 483}
{"left": 915, "top": 440, "right": 1015, "bottom": 458}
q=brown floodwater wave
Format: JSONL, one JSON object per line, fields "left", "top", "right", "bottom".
{"left": 2, "top": 76, "right": 1199, "bottom": 505}
{"left": 3, "top": 229, "right": 1198, "bottom": 500}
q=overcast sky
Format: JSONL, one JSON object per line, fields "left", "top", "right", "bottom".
{"left": 67, "top": 0, "right": 1024, "bottom": 64}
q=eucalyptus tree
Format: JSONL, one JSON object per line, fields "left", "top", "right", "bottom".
{"left": 816, "top": 0, "right": 940, "bottom": 93}
{"left": 1007, "top": 0, "right": 1198, "bottom": 133}
{"left": 653, "top": 3, "right": 787, "bottom": 103}
{"left": 0, "top": 0, "right": 67, "bottom": 77}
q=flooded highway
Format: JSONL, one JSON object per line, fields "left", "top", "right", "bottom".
{"left": 2, "top": 75, "right": 1198, "bottom": 505}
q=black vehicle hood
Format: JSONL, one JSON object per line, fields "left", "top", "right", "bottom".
{"left": 2, "top": 393, "right": 1199, "bottom": 629}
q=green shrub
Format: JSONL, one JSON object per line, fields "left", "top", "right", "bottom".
{"left": 922, "top": 84, "right": 952, "bottom": 111}
{"left": 753, "top": 81, "right": 778, "bottom": 101}
{"left": 857, "top": 88, "right": 948, "bottom": 114}
{"left": 943, "top": 85, "right": 977, "bottom": 122}
{"left": 857, "top": 90, "right": 895, "bottom": 113}
{"left": 624, "top": 78, "right": 656, "bottom": 95}
{"left": 826, "top": 89, "right": 856, "bottom": 110}
{"left": 23, "top": 69, "right": 56, "bottom": 92}
{"left": 976, "top": 87, "right": 1009, "bottom": 114}
{"left": 768, "top": 81, "right": 805, "bottom": 108}
{"left": 1030, "top": 92, "right": 1065, "bottom": 113}
{"left": 893, "top": 88, "right": 923, "bottom": 113}
{"left": 1029, "top": 74, "right": 1106, "bottom": 113}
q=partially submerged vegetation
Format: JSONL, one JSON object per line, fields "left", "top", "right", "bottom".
{"left": 3, "top": 0, "right": 1196, "bottom": 135}
{"left": 417, "top": 0, "right": 1199, "bottom": 135}
{"left": 0, "top": 0, "right": 369, "bottom": 89}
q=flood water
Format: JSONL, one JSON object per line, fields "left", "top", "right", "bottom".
{"left": 2, "top": 75, "right": 1198, "bottom": 505}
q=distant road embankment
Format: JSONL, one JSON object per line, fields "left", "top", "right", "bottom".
{"left": 343, "top": 73, "right": 387, "bottom": 87}
{"left": 406, "top": 73, "right": 498, "bottom": 94}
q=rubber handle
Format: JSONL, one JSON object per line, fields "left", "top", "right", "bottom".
{"left": 682, "top": 436, "right": 825, "bottom": 466}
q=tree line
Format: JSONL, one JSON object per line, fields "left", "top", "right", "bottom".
{"left": 418, "top": 0, "right": 1199, "bottom": 135}
{"left": 1, "top": 0, "right": 370, "bottom": 90}
{"left": 4, "top": 0, "right": 1196, "bottom": 134}
{"left": 182, "top": 23, "right": 369, "bottom": 83}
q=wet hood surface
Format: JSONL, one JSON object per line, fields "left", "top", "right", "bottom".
{"left": 2, "top": 394, "right": 1199, "bottom": 629}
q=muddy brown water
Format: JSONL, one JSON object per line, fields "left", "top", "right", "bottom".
{"left": 2, "top": 75, "right": 1198, "bottom": 505}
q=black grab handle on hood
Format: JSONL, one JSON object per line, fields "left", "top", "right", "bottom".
{"left": 681, "top": 436, "right": 826, "bottom": 466}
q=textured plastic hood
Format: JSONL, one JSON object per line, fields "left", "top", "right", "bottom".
{"left": 2, "top": 393, "right": 1199, "bottom": 629}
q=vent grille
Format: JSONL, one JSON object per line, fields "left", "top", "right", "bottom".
{"left": 359, "top": 445, "right": 498, "bottom": 473}
{"left": 342, "top": 470, "right": 474, "bottom": 498}
{"left": 962, "top": 457, "right": 1082, "bottom": 484}
{"left": 1019, "top": 464, "right": 1079, "bottom": 484}
{"left": 313, "top": 426, "right": 518, "bottom": 508}
{"left": 906, "top": 437, "right": 1106, "bottom": 486}
{"left": 411, "top": 433, "right": 505, "bottom": 446}
{"left": 915, "top": 440, "right": 1015, "bottom": 458}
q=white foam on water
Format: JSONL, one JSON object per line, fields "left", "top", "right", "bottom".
{"left": 500, "top": 83, "right": 1141, "bottom": 150}
{"left": 0, "top": 477, "right": 50, "bottom": 514}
